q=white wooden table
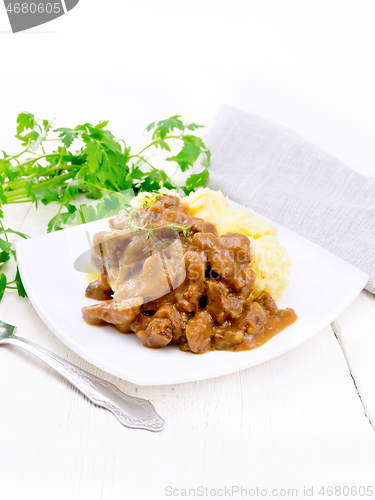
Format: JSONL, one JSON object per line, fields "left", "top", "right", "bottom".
{"left": 1, "top": 199, "right": 375, "bottom": 500}
{"left": 2, "top": 1, "right": 375, "bottom": 497}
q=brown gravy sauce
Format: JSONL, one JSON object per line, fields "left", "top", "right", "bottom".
{"left": 231, "top": 308, "right": 297, "bottom": 351}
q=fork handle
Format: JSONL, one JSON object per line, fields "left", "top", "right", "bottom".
{"left": 4, "top": 335, "right": 165, "bottom": 432}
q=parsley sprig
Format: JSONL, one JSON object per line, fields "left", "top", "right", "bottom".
{"left": 0, "top": 112, "right": 210, "bottom": 302}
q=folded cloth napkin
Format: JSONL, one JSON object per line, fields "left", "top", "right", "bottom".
{"left": 206, "top": 104, "right": 375, "bottom": 294}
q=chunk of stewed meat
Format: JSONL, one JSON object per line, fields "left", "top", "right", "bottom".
{"left": 136, "top": 318, "right": 173, "bottom": 348}
{"left": 192, "top": 232, "right": 251, "bottom": 291}
{"left": 108, "top": 209, "right": 129, "bottom": 230}
{"left": 237, "top": 267, "right": 256, "bottom": 300}
{"left": 213, "top": 327, "right": 244, "bottom": 350}
{"left": 140, "top": 291, "right": 176, "bottom": 316}
{"left": 82, "top": 302, "right": 140, "bottom": 331}
{"left": 255, "top": 292, "right": 278, "bottom": 317}
{"left": 185, "top": 310, "right": 213, "bottom": 354}
{"left": 235, "top": 301, "right": 267, "bottom": 335}
{"left": 205, "top": 279, "right": 231, "bottom": 324}
{"left": 154, "top": 305, "right": 188, "bottom": 343}
{"left": 189, "top": 219, "right": 217, "bottom": 236}
{"left": 85, "top": 271, "right": 113, "bottom": 301}
{"left": 174, "top": 250, "right": 206, "bottom": 313}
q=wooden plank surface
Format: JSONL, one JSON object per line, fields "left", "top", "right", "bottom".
{"left": 332, "top": 291, "right": 375, "bottom": 429}
{"left": 1, "top": 204, "right": 375, "bottom": 500}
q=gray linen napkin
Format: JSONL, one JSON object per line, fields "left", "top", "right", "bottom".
{"left": 206, "top": 105, "right": 375, "bottom": 294}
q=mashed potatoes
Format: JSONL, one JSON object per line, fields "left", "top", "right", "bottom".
{"left": 131, "top": 187, "right": 291, "bottom": 300}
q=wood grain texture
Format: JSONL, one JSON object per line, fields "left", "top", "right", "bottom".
{"left": 1, "top": 204, "right": 374, "bottom": 500}
{"left": 332, "top": 290, "right": 375, "bottom": 429}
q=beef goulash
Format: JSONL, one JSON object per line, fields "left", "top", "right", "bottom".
{"left": 82, "top": 195, "right": 297, "bottom": 353}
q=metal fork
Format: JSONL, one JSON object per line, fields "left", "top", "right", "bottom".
{"left": 0, "top": 320, "right": 165, "bottom": 432}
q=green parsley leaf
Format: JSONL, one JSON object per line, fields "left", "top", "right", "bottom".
{"left": 95, "top": 120, "right": 109, "bottom": 130}
{"left": 47, "top": 211, "right": 74, "bottom": 233}
{"left": 184, "top": 168, "right": 209, "bottom": 194}
{"left": 0, "top": 251, "right": 10, "bottom": 263}
{"left": 0, "top": 158, "right": 11, "bottom": 174}
{"left": 166, "top": 143, "right": 201, "bottom": 172}
{"left": 16, "top": 112, "right": 35, "bottom": 135}
{"left": 146, "top": 122, "right": 155, "bottom": 132}
{"left": 64, "top": 180, "right": 81, "bottom": 204}
{"left": 0, "top": 238, "right": 12, "bottom": 253}
{"left": 16, "top": 130, "right": 40, "bottom": 147}
{"left": 84, "top": 142, "right": 102, "bottom": 173}
{"left": 201, "top": 149, "right": 211, "bottom": 168}
{"left": 0, "top": 228, "right": 28, "bottom": 239}
{"left": 186, "top": 123, "right": 204, "bottom": 131}
{"left": 35, "top": 186, "right": 60, "bottom": 205}
{"left": 0, "top": 273, "right": 7, "bottom": 301}
{"left": 55, "top": 128, "right": 78, "bottom": 148}
{"left": 85, "top": 188, "right": 104, "bottom": 200}
{"left": 152, "top": 138, "right": 171, "bottom": 151}
{"left": 152, "top": 115, "right": 185, "bottom": 139}
{"left": 23, "top": 178, "right": 36, "bottom": 201}
{"left": 15, "top": 267, "right": 27, "bottom": 298}
{"left": 42, "top": 119, "right": 53, "bottom": 133}
{"left": 183, "top": 135, "right": 205, "bottom": 148}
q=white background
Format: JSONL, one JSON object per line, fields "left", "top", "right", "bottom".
{"left": 1, "top": 0, "right": 375, "bottom": 177}
{"left": 1, "top": 2, "right": 375, "bottom": 500}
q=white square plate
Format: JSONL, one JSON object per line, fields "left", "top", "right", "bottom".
{"left": 16, "top": 204, "right": 368, "bottom": 386}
